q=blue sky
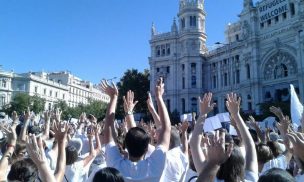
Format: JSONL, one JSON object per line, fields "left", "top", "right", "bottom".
{"left": 0, "top": 0, "right": 251, "bottom": 84}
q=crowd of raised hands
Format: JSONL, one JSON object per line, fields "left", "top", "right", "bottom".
{"left": 0, "top": 78, "right": 304, "bottom": 182}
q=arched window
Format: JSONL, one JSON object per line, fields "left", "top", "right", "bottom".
{"left": 181, "top": 18, "right": 185, "bottom": 29}
{"left": 274, "top": 64, "right": 288, "bottom": 79}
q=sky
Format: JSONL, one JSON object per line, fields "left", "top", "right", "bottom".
{"left": 0, "top": 0, "right": 255, "bottom": 84}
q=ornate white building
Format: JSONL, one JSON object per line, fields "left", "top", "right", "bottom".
{"left": 149, "top": 0, "right": 304, "bottom": 115}
{"left": 0, "top": 68, "right": 109, "bottom": 110}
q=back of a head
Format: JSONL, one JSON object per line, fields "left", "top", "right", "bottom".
{"left": 124, "top": 127, "right": 150, "bottom": 158}
{"left": 7, "top": 158, "right": 38, "bottom": 182}
{"left": 256, "top": 143, "right": 274, "bottom": 164}
{"left": 267, "top": 141, "right": 283, "bottom": 158}
{"left": 65, "top": 145, "right": 79, "bottom": 165}
{"left": 258, "top": 168, "right": 295, "bottom": 182}
{"left": 93, "top": 167, "right": 125, "bottom": 182}
{"left": 217, "top": 146, "right": 245, "bottom": 182}
{"left": 169, "top": 127, "right": 181, "bottom": 150}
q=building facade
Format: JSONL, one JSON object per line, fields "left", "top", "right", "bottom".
{"left": 0, "top": 66, "right": 13, "bottom": 109}
{"left": 0, "top": 69, "right": 109, "bottom": 110}
{"left": 149, "top": 0, "right": 304, "bottom": 115}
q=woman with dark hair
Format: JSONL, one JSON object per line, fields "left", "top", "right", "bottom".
{"left": 64, "top": 124, "right": 101, "bottom": 182}
{"left": 93, "top": 167, "right": 125, "bottom": 182}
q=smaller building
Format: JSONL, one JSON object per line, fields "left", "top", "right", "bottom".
{"left": 0, "top": 66, "right": 14, "bottom": 109}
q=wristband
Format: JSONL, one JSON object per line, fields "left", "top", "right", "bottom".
{"left": 125, "top": 110, "right": 134, "bottom": 116}
{"left": 7, "top": 144, "right": 15, "bottom": 149}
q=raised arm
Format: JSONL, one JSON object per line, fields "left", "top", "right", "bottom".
{"left": 180, "top": 121, "right": 189, "bottom": 155}
{"left": 19, "top": 108, "right": 31, "bottom": 142}
{"left": 83, "top": 123, "right": 102, "bottom": 167}
{"left": 226, "top": 93, "right": 258, "bottom": 174}
{"left": 41, "top": 111, "right": 51, "bottom": 140}
{"left": 190, "top": 92, "right": 216, "bottom": 173}
{"left": 269, "top": 106, "right": 285, "bottom": 122}
{"left": 198, "top": 131, "right": 233, "bottom": 182}
{"left": 276, "top": 115, "right": 293, "bottom": 163}
{"left": 100, "top": 80, "right": 119, "bottom": 144}
{"left": 147, "top": 92, "right": 161, "bottom": 129}
{"left": 53, "top": 113, "right": 68, "bottom": 182}
{"left": 248, "top": 115, "right": 265, "bottom": 143}
{"left": 155, "top": 78, "right": 171, "bottom": 150}
{"left": 26, "top": 135, "right": 56, "bottom": 182}
{"left": 0, "top": 125, "right": 17, "bottom": 181}
{"left": 123, "top": 90, "right": 138, "bottom": 129}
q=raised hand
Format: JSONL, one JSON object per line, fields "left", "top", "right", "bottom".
{"left": 286, "top": 132, "right": 304, "bottom": 161}
{"left": 276, "top": 115, "right": 291, "bottom": 136}
{"left": 24, "top": 107, "right": 31, "bottom": 122}
{"left": 181, "top": 121, "right": 189, "bottom": 134}
{"left": 226, "top": 93, "right": 241, "bottom": 117}
{"left": 53, "top": 120, "right": 68, "bottom": 144}
{"left": 269, "top": 106, "right": 284, "bottom": 121}
{"left": 0, "top": 125, "right": 17, "bottom": 145}
{"left": 11, "top": 111, "right": 18, "bottom": 123}
{"left": 199, "top": 92, "right": 216, "bottom": 116}
{"left": 54, "top": 108, "right": 62, "bottom": 122}
{"left": 26, "top": 134, "right": 47, "bottom": 166}
{"left": 147, "top": 92, "right": 154, "bottom": 110}
{"left": 205, "top": 131, "right": 233, "bottom": 166}
{"left": 155, "top": 77, "right": 165, "bottom": 99}
{"left": 123, "top": 90, "right": 138, "bottom": 114}
{"left": 100, "top": 80, "right": 118, "bottom": 98}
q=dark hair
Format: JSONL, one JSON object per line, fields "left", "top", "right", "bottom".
{"left": 7, "top": 158, "right": 38, "bottom": 182}
{"left": 12, "top": 142, "right": 27, "bottom": 161}
{"left": 256, "top": 143, "right": 274, "bottom": 164}
{"left": 66, "top": 146, "right": 79, "bottom": 165}
{"left": 93, "top": 167, "right": 125, "bottom": 182}
{"left": 258, "top": 168, "right": 295, "bottom": 182}
{"left": 124, "top": 127, "right": 150, "bottom": 158}
{"left": 169, "top": 127, "right": 181, "bottom": 150}
{"left": 267, "top": 141, "right": 282, "bottom": 158}
{"left": 217, "top": 146, "right": 245, "bottom": 182}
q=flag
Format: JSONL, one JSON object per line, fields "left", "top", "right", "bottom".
{"left": 290, "top": 84, "right": 303, "bottom": 126}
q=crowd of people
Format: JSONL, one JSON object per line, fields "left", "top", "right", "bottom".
{"left": 0, "top": 78, "right": 304, "bottom": 182}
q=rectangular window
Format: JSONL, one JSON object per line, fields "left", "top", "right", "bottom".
{"left": 190, "top": 16, "right": 196, "bottom": 27}
{"left": 275, "top": 16, "right": 279, "bottom": 23}
{"left": 63, "top": 94, "right": 65, "bottom": 100}
{"left": 182, "top": 77, "right": 185, "bottom": 89}
{"left": 213, "top": 76, "right": 216, "bottom": 89}
{"left": 167, "top": 66, "right": 170, "bottom": 73}
{"left": 236, "top": 70, "right": 240, "bottom": 84}
{"left": 283, "top": 12, "right": 287, "bottom": 19}
{"left": 191, "top": 76, "right": 196, "bottom": 88}
{"left": 260, "top": 22, "right": 264, "bottom": 28}
{"left": 155, "top": 46, "right": 160, "bottom": 57}
{"left": 224, "top": 73, "right": 228, "bottom": 86}
{"left": 290, "top": 3, "right": 295, "bottom": 16}
{"left": 34, "top": 86, "right": 38, "bottom": 93}
{"left": 44, "top": 88, "right": 47, "bottom": 95}
{"left": 55, "top": 92, "right": 58, "bottom": 98}
{"left": 191, "top": 63, "right": 196, "bottom": 74}
{"left": 181, "top": 18, "right": 185, "bottom": 29}
{"left": 49, "top": 90, "right": 52, "bottom": 97}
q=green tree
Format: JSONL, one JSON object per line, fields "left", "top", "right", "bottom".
{"left": 30, "top": 95, "right": 46, "bottom": 114}
{"left": 2, "top": 93, "right": 31, "bottom": 115}
{"left": 116, "top": 69, "right": 150, "bottom": 119}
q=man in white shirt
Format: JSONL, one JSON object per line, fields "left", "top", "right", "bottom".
{"left": 100, "top": 78, "right": 171, "bottom": 182}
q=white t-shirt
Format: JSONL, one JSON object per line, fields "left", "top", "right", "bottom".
{"left": 260, "top": 155, "right": 287, "bottom": 175}
{"left": 295, "top": 174, "right": 304, "bottom": 182}
{"left": 64, "top": 160, "right": 87, "bottom": 182}
{"left": 215, "top": 170, "right": 259, "bottom": 182}
{"left": 184, "top": 168, "right": 198, "bottom": 182}
{"left": 86, "top": 146, "right": 107, "bottom": 182}
{"left": 105, "top": 141, "right": 167, "bottom": 182}
{"left": 160, "top": 146, "right": 189, "bottom": 182}
{"left": 45, "top": 149, "right": 57, "bottom": 172}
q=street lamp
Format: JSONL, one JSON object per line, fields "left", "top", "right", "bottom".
{"left": 102, "top": 77, "right": 117, "bottom": 82}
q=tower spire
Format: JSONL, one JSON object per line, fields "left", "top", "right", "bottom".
{"left": 151, "top": 22, "right": 156, "bottom": 36}
{"left": 243, "top": 0, "right": 253, "bottom": 10}
{"left": 171, "top": 17, "right": 178, "bottom": 33}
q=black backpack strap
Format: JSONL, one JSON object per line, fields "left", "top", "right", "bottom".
{"left": 188, "top": 175, "right": 198, "bottom": 182}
